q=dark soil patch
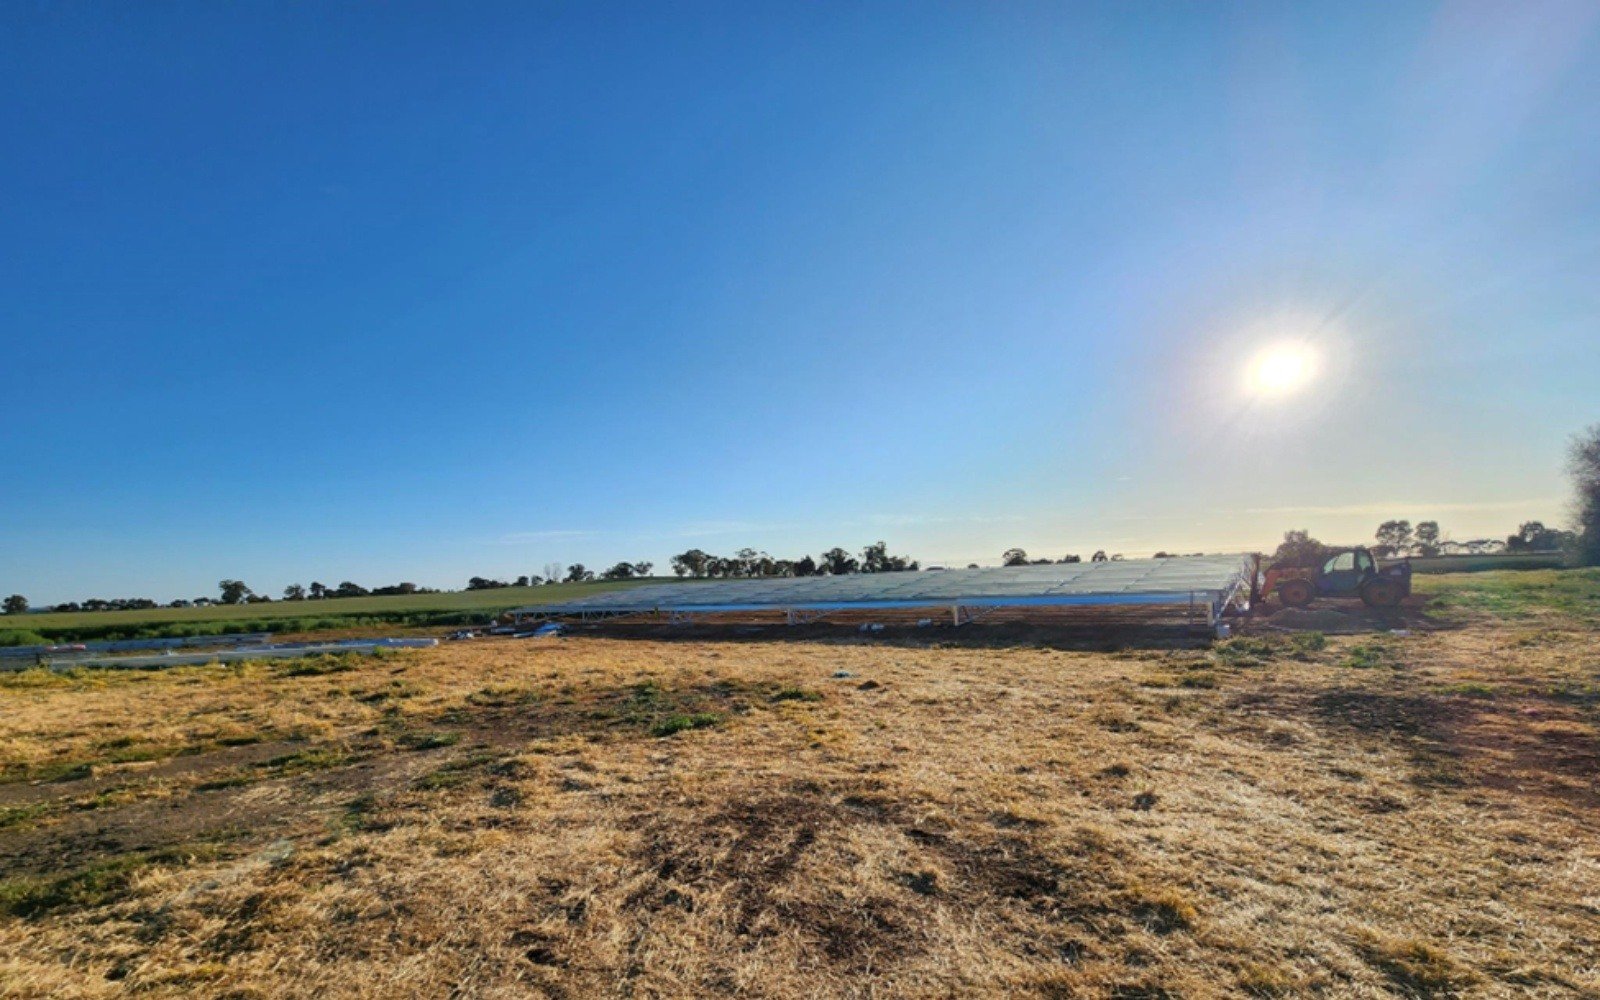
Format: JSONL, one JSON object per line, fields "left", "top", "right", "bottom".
{"left": 625, "top": 781, "right": 1137, "bottom": 975}
{"left": 0, "top": 678, "right": 816, "bottom": 895}
{"left": 1235, "top": 684, "right": 1600, "bottom": 812}
{"left": 1243, "top": 595, "right": 1438, "bottom": 636}
{"left": 0, "top": 735, "right": 453, "bottom": 889}
{"left": 0, "top": 739, "right": 299, "bottom": 809}
{"left": 1310, "top": 690, "right": 1440, "bottom": 738}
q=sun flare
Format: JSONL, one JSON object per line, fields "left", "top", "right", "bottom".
{"left": 1247, "top": 342, "right": 1318, "bottom": 397}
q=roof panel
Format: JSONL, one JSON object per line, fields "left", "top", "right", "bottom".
{"left": 518, "top": 555, "right": 1252, "bottom": 614}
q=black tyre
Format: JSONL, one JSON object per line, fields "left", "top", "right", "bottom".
{"left": 1277, "top": 579, "right": 1314, "bottom": 608}
{"left": 1361, "top": 578, "right": 1402, "bottom": 607}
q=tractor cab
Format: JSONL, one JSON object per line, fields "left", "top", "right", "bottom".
{"left": 1262, "top": 546, "right": 1411, "bottom": 609}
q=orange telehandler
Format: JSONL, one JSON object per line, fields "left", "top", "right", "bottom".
{"left": 1260, "top": 547, "right": 1411, "bottom": 609}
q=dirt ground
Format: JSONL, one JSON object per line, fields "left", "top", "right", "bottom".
{"left": 1, "top": 585, "right": 1597, "bottom": 998}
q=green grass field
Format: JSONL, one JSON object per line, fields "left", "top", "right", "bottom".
{"left": 1405, "top": 552, "right": 1568, "bottom": 573}
{"left": 1412, "top": 567, "right": 1600, "bottom": 622}
{"left": 1, "top": 580, "right": 656, "bottom": 643}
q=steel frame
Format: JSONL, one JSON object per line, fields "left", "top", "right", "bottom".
{"left": 951, "top": 603, "right": 1007, "bottom": 626}
{"left": 522, "top": 588, "right": 1253, "bottom": 633}
{"left": 509, "top": 557, "right": 1258, "bottom": 637}
{"left": 534, "top": 590, "right": 1226, "bottom": 616}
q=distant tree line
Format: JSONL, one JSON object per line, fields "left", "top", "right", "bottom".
{"left": 463, "top": 561, "right": 656, "bottom": 588}
{"left": 280, "top": 581, "right": 439, "bottom": 601}
{"left": 5, "top": 579, "right": 444, "bottom": 615}
{"left": 28, "top": 596, "right": 164, "bottom": 613}
{"left": 1273, "top": 424, "right": 1600, "bottom": 568}
{"left": 1373, "top": 518, "right": 1576, "bottom": 558}
{"left": 667, "top": 542, "right": 918, "bottom": 579}
{"left": 1002, "top": 548, "right": 1086, "bottom": 566}
{"left": 1272, "top": 515, "right": 1590, "bottom": 569}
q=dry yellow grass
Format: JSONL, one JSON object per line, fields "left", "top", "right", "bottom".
{"left": 1, "top": 598, "right": 1598, "bottom": 998}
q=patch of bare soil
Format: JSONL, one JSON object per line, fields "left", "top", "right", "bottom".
{"left": 1232, "top": 668, "right": 1600, "bottom": 812}
{"left": 622, "top": 781, "right": 1127, "bottom": 976}
{"left": 0, "top": 677, "right": 788, "bottom": 881}
{"left": 1253, "top": 595, "right": 1433, "bottom": 634}
{"left": 0, "top": 747, "right": 389, "bottom": 881}
{"left": 0, "top": 739, "right": 298, "bottom": 809}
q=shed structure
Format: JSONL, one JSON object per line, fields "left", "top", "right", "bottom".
{"left": 511, "top": 554, "right": 1253, "bottom": 633}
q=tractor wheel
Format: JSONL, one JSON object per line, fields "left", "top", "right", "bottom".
{"left": 1361, "top": 578, "right": 1402, "bottom": 608}
{"left": 1277, "top": 579, "right": 1314, "bottom": 609}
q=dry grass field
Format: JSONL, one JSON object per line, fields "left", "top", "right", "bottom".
{"left": 2, "top": 573, "right": 1598, "bottom": 998}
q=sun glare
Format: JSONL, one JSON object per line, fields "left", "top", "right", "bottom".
{"left": 1247, "top": 342, "right": 1318, "bottom": 397}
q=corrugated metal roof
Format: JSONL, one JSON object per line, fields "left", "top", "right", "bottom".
{"left": 516, "top": 554, "right": 1252, "bottom": 615}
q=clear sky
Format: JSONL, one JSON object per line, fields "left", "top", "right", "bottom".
{"left": 3, "top": 2, "right": 1598, "bottom": 604}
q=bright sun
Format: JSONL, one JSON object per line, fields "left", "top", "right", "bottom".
{"left": 1247, "top": 342, "right": 1318, "bottom": 397}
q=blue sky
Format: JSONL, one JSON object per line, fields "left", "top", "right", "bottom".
{"left": 3, "top": 2, "right": 1598, "bottom": 603}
